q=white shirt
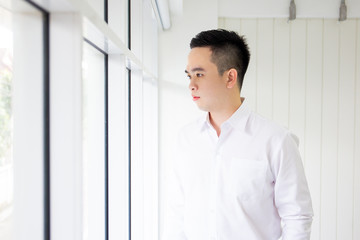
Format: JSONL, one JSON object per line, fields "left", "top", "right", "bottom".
{"left": 163, "top": 102, "right": 313, "bottom": 240}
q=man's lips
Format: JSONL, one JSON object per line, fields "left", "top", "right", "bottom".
{"left": 192, "top": 96, "right": 200, "bottom": 101}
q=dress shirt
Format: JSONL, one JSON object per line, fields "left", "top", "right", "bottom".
{"left": 163, "top": 101, "right": 313, "bottom": 240}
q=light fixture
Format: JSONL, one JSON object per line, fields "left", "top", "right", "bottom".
{"left": 155, "top": 0, "right": 171, "bottom": 30}
{"left": 289, "top": 0, "right": 296, "bottom": 21}
{"left": 339, "top": 0, "right": 347, "bottom": 21}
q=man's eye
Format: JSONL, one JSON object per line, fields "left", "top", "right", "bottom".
{"left": 187, "top": 75, "right": 191, "bottom": 79}
{"left": 196, "top": 73, "right": 203, "bottom": 77}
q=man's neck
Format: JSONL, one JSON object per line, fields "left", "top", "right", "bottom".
{"left": 209, "top": 98, "right": 242, "bottom": 137}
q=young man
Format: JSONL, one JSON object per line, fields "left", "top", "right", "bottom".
{"left": 163, "top": 29, "right": 313, "bottom": 240}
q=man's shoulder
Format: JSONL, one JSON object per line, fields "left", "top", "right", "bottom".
{"left": 246, "top": 110, "right": 291, "bottom": 140}
{"left": 179, "top": 115, "right": 205, "bottom": 133}
{"left": 176, "top": 115, "right": 206, "bottom": 146}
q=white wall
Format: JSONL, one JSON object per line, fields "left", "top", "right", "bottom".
{"left": 218, "top": 0, "right": 360, "bottom": 19}
{"left": 158, "top": 0, "right": 218, "bottom": 236}
{"left": 159, "top": 3, "right": 360, "bottom": 240}
{"left": 218, "top": 17, "right": 360, "bottom": 240}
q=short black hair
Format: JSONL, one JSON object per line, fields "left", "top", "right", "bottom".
{"left": 190, "top": 29, "right": 250, "bottom": 91}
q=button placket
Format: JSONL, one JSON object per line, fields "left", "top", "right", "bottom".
{"left": 210, "top": 145, "right": 223, "bottom": 240}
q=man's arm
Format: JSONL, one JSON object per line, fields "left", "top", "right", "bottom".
{"left": 273, "top": 132, "right": 314, "bottom": 240}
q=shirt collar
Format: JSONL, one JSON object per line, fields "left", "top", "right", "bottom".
{"left": 197, "top": 113, "right": 211, "bottom": 132}
{"left": 225, "top": 101, "right": 250, "bottom": 131}
{"left": 198, "top": 99, "right": 250, "bottom": 132}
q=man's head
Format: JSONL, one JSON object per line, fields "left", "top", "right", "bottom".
{"left": 189, "top": 29, "right": 250, "bottom": 91}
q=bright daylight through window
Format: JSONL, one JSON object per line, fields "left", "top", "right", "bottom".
{"left": 0, "top": 5, "right": 13, "bottom": 240}
{"left": 82, "top": 41, "right": 106, "bottom": 240}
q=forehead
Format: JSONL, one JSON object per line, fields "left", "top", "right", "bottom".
{"left": 188, "top": 47, "right": 212, "bottom": 62}
{"left": 186, "top": 47, "right": 215, "bottom": 72}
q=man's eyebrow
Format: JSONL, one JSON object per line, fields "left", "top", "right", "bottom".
{"left": 185, "top": 67, "right": 205, "bottom": 74}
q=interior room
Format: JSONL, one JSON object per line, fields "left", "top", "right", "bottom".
{"left": 0, "top": 0, "right": 359, "bottom": 239}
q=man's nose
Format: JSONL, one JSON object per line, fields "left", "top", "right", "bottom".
{"left": 188, "top": 80, "right": 197, "bottom": 91}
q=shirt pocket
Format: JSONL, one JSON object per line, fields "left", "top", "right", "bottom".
{"left": 220, "top": 158, "right": 269, "bottom": 201}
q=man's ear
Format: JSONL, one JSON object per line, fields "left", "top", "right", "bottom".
{"left": 226, "top": 68, "right": 238, "bottom": 89}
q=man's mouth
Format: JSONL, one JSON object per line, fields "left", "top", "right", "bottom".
{"left": 192, "top": 96, "right": 200, "bottom": 101}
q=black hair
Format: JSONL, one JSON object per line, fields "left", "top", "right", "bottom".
{"left": 190, "top": 29, "right": 250, "bottom": 91}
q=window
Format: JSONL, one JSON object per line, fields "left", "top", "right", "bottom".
{"left": 0, "top": 5, "right": 13, "bottom": 240}
{"left": 82, "top": 40, "right": 107, "bottom": 240}
{"left": 4, "top": 1, "right": 49, "bottom": 239}
{"left": 1, "top": 0, "right": 159, "bottom": 239}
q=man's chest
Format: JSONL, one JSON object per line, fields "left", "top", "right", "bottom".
{"left": 180, "top": 131, "right": 274, "bottom": 201}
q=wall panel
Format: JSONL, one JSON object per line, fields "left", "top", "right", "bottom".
{"left": 223, "top": 18, "right": 241, "bottom": 33}
{"left": 273, "top": 19, "right": 290, "bottom": 127}
{"left": 305, "top": 19, "right": 323, "bottom": 240}
{"left": 218, "top": 17, "right": 225, "bottom": 28}
{"left": 240, "top": 19, "right": 257, "bottom": 110}
{"left": 337, "top": 20, "right": 357, "bottom": 240}
{"left": 320, "top": 20, "right": 340, "bottom": 240}
{"left": 222, "top": 18, "right": 360, "bottom": 240}
{"left": 289, "top": 20, "right": 307, "bottom": 159}
{"left": 256, "top": 19, "right": 274, "bottom": 119}
{"left": 354, "top": 20, "right": 360, "bottom": 240}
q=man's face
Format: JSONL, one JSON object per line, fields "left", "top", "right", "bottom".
{"left": 185, "top": 47, "right": 229, "bottom": 112}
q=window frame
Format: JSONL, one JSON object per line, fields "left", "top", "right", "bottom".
{"left": 8, "top": 0, "right": 159, "bottom": 239}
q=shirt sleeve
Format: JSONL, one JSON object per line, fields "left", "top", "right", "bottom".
{"left": 272, "top": 132, "right": 314, "bottom": 240}
{"left": 161, "top": 137, "right": 187, "bottom": 240}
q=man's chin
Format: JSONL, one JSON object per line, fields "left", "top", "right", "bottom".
{"left": 196, "top": 104, "right": 209, "bottom": 112}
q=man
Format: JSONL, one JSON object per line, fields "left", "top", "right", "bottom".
{"left": 163, "top": 29, "right": 313, "bottom": 240}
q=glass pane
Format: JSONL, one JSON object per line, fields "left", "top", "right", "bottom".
{"left": 82, "top": 41, "right": 106, "bottom": 240}
{"left": 4, "top": 2, "right": 45, "bottom": 239}
{"left": 0, "top": 5, "right": 13, "bottom": 240}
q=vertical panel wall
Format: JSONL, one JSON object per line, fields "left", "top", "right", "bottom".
{"left": 220, "top": 17, "right": 360, "bottom": 240}
{"left": 337, "top": 20, "right": 357, "bottom": 240}
{"left": 321, "top": 19, "right": 339, "bottom": 240}
{"left": 239, "top": 19, "right": 258, "bottom": 111}
{"left": 257, "top": 19, "right": 273, "bottom": 119}
{"left": 354, "top": 20, "right": 360, "bottom": 240}
{"left": 305, "top": 19, "right": 323, "bottom": 240}
{"left": 273, "top": 19, "right": 290, "bottom": 128}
